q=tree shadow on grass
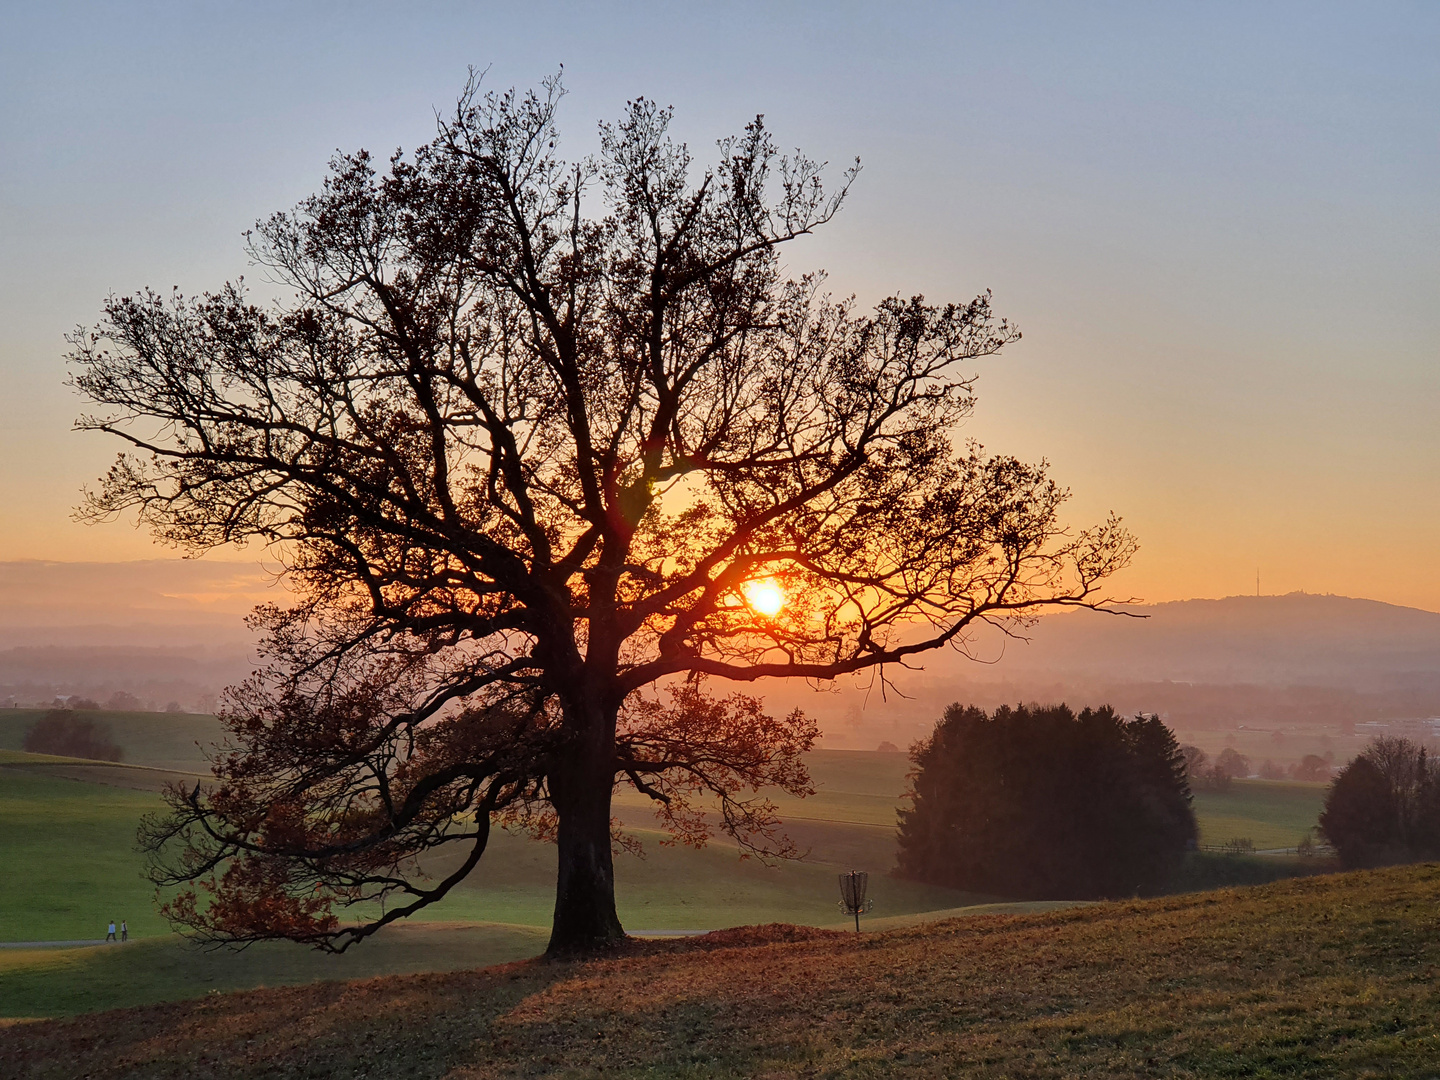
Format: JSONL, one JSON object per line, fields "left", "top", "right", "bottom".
{"left": 0, "top": 950, "right": 572, "bottom": 1080}
{"left": 0, "top": 926, "right": 839, "bottom": 1079}
{"left": 0, "top": 923, "right": 548, "bottom": 1020}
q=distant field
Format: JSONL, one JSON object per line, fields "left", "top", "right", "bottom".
{"left": 1192, "top": 778, "right": 1329, "bottom": 849}
{"left": 0, "top": 709, "right": 223, "bottom": 774}
{"left": 0, "top": 710, "right": 1335, "bottom": 850}
{"left": 0, "top": 750, "right": 110, "bottom": 767}
{"left": 759, "top": 748, "right": 1331, "bottom": 856}
{"left": 777, "top": 748, "right": 1331, "bottom": 853}
{"left": 1178, "top": 727, "right": 1360, "bottom": 773}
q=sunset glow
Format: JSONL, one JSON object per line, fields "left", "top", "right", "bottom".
{"left": 1, "top": 10, "right": 1439, "bottom": 1056}
{"left": 743, "top": 578, "right": 786, "bottom": 618}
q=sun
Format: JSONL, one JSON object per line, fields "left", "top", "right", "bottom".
{"left": 742, "top": 578, "right": 786, "bottom": 617}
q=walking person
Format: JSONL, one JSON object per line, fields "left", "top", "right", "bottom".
{"left": 106, "top": 920, "right": 116, "bottom": 942}
{"left": 120, "top": 920, "right": 128, "bottom": 942}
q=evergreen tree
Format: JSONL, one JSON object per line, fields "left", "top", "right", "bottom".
{"left": 896, "top": 703, "right": 1196, "bottom": 899}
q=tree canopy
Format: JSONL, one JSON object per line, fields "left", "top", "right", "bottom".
{"left": 1320, "top": 737, "right": 1440, "bottom": 867}
{"left": 71, "top": 74, "right": 1136, "bottom": 953}
{"left": 896, "top": 704, "right": 1194, "bottom": 898}
{"left": 23, "top": 711, "right": 123, "bottom": 762}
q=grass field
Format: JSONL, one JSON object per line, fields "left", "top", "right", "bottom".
{"left": 4, "top": 863, "right": 1439, "bottom": 1078}
{"left": 1191, "top": 778, "right": 1329, "bottom": 849}
{"left": 0, "top": 710, "right": 222, "bottom": 775}
{"left": 0, "top": 712, "right": 1339, "bottom": 1020}
{"left": 0, "top": 748, "right": 976, "bottom": 1018}
{"left": 0, "top": 763, "right": 973, "bottom": 937}
{"left": 0, "top": 923, "right": 547, "bottom": 1020}
{"left": 0, "top": 769, "right": 172, "bottom": 942}
{"left": 0, "top": 708, "right": 1333, "bottom": 850}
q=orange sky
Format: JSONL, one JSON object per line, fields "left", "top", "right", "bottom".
{"left": 2, "top": 4, "right": 1436, "bottom": 613}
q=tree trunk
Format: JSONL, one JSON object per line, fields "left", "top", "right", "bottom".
{"left": 546, "top": 742, "right": 625, "bottom": 955}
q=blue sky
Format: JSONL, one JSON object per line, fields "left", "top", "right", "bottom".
{"left": 2, "top": 1, "right": 1437, "bottom": 608}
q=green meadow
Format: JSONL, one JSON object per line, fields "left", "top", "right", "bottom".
{"left": 0, "top": 709, "right": 222, "bottom": 774}
{"left": 0, "top": 710, "right": 1335, "bottom": 1017}
{"left": 0, "top": 768, "right": 171, "bottom": 942}
{"left": 1192, "top": 777, "right": 1329, "bottom": 849}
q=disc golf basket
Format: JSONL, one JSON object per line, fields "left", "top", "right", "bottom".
{"left": 838, "top": 869, "right": 874, "bottom": 932}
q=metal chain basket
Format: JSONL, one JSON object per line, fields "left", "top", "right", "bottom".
{"left": 838, "top": 869, "right": 874, "bottom": 931}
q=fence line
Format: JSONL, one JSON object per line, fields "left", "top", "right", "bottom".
{"left": 1198, "top": 842, "right": 1335, "bottom": 857}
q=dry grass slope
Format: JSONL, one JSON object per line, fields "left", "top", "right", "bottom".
{"left": 4, "top": 864, "right": 1439, "bottom": 1078}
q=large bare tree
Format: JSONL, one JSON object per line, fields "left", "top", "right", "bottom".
{"left": 71, "top": 75, "right": 1136, "bottom": 954}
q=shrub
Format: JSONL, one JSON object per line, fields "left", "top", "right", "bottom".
{"left": 23, "top": 711, "right": 123, "bottom": 761}
{"left": 896, "top": 704, "right": 1197, "bottom": 899}
{"left": 1166, "top": 850, "right": 1329, "bottom": 891}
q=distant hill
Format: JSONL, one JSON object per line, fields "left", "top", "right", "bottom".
{"left": 760, "top": 593, "right": 1440, "bottom": 747}
{"left": 0, "top": 559, "right": 266, "bottom": 709}
{"left": 976, "top": 592, "right": 1440, "bottom": 690}
{"left": 0, "top": 646, "right": 255, "bottom": 712}
{"left": 4, "top": 567, "right": 1438, "bottom": 737}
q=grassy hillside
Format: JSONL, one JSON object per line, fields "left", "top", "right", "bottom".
{"left": 1, "top": 745, "right": 1328, "bottom": 941}
{"left": 0, "top": 769, "right": 172, "bottom": 942}
{"left": 0, "top": 738, "right": 1335, "bottom": 1021}
{"left": 3, "top": 864, "right": 1439, "bottom": 1078}
{"left": 0, "top": 709, "right": 222, "bottom": 774}
{"left": 0, "top": 924, "right": 547, "bottom": 1020}
{"left": 0, "top": 756, "right": 975, "bottom": 1018}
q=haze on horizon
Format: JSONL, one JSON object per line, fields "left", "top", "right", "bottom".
{"left": 2, "top": 2, "right": 1436, "bottom": 611}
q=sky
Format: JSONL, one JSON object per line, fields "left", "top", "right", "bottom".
{"left": 2, "top": 1, "right": 1437, "bottom": 613}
